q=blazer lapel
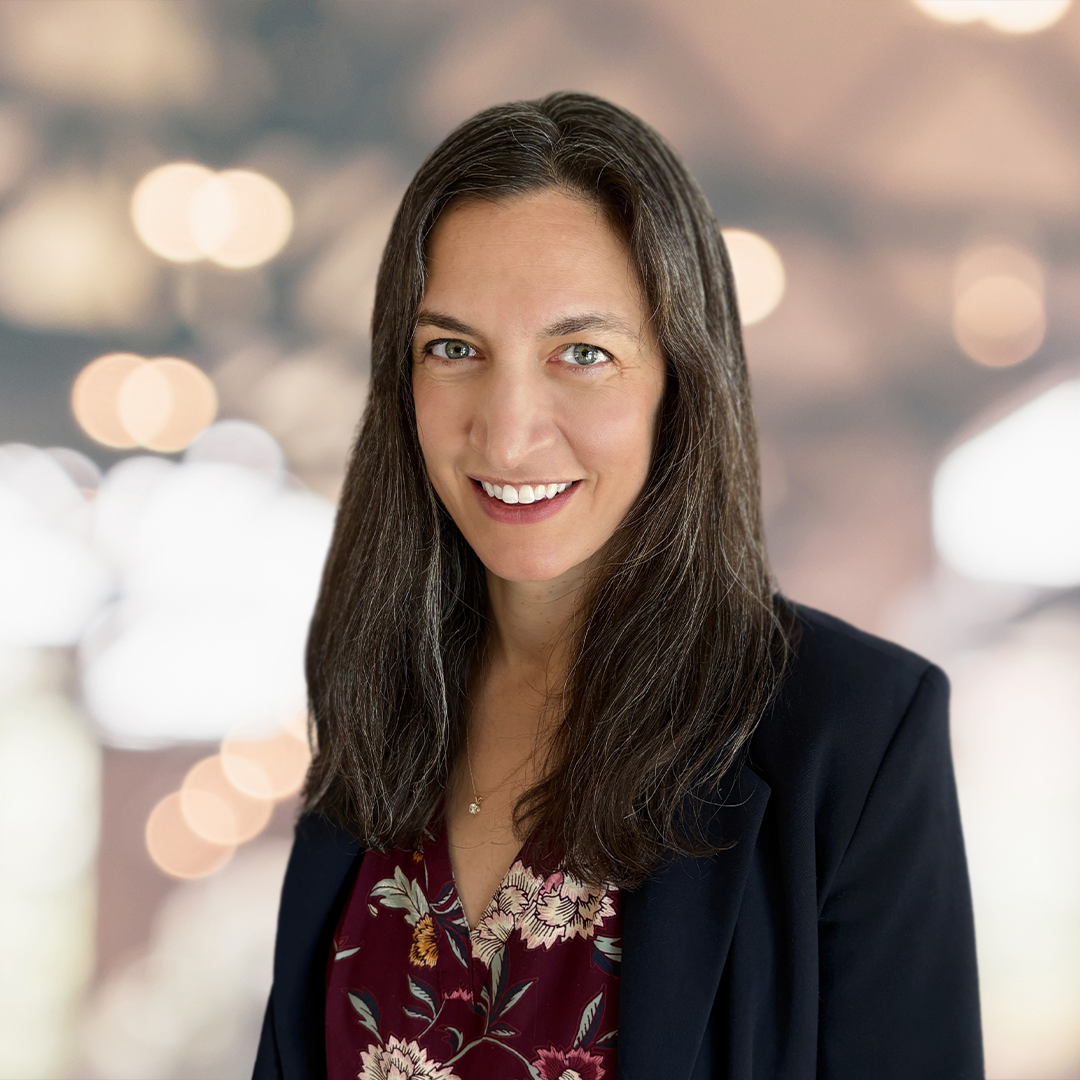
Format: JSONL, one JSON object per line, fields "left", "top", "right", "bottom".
{"left": 618, "top": 764, "right": 771, "bottom": 1080}
{"left": 272, "top": 812, "right": 364, "bottom": 1079}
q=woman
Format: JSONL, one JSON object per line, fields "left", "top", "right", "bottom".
{"left": 254, "top": 93, "right": 982, "bottom": 1080}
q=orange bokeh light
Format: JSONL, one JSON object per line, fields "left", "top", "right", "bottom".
{"left": 70, "top": 352, "right": 145, "bottom": 449}
{"left": 131, "top": 162, "right": 293, "bottom": 269}
{"left": 721, "top": 228, "right": 786, "bottom": 326}
{"left": 139, "top": 357, "right": 218, "bottom": 452}
{"left": 190, "top": 169, "right": 293, "bottom": 269}
{"left": 130, "top": 162, "right": 215, "bottom": 263}
{"left": 145, "top": 791, "right": 235, "bottom": 880}
{"left": 180, "top": 754, "right": 273, "bottom": 846}
{"left": 72, "top": 353, "right": 217, "bottom": 452}
{"left": 220, "top": 725, "right": 311, "bottom": 801}
{"left": 952, "top": 244, "right": 1046, "bottom": 367}
{"left": 116, "top": 361, "right": 173, "bottom": 447}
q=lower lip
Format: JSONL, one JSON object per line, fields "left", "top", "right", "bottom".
{"left": 472, "top": 480, "right": 579, "bottom": 523}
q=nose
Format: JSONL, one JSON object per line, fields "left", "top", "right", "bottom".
{"left": 468, "top": 356, "right": 555, "bottom": 470}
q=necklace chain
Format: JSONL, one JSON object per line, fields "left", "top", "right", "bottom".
{"left": 464, "top": 719, "right": 541, "bottom": 816}
{"left": 465, "top": 724, "right": 484, "bottom": 815}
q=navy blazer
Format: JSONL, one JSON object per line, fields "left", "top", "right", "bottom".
{"left": 253, "top": 604, "right": 983, "bottom": 1079}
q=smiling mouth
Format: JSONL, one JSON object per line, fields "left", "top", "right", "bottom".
{"left": 472, "top": 479, "right": 577, "bottom": 505}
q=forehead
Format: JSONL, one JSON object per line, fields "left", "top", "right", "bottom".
{"left": 421, "top": 189, "right": 646, "bottom": 329}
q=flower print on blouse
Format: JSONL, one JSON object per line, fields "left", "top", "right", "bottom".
{"left": 325, "top": 819, "right": 622, "bottom": 1080}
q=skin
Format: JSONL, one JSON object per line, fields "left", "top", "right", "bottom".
{"left": 411, "top": 187, "right": 666, "bottom": 927}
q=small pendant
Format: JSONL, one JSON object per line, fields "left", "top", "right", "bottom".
{"left": 468, "top": 801, "right": 480, "bottom": 815}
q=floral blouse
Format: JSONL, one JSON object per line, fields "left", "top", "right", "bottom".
{"left": 325, "top": 818, "right": 622, "bottom": 1080}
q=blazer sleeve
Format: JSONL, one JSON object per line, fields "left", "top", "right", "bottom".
{"left": 817, "top": 664, "right": 984, "bottom": 1079}
{"left": 253, "top": 991, "right": 284, "bottom": 1080}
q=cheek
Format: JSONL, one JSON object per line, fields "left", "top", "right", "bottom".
{"left": 567, "top": 387, "right": 658, "bottom": 492}
{"left": 412, "top": 379, "right": 458, "bottom": 473}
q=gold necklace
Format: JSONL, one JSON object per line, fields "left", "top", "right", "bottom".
{"left": 464, "top": 718, "right": 538, "bottom": 815}
{"left": 465, "top": 723, "right": 484, "bottom": 815}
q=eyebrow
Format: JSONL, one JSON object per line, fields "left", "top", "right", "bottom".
{"left": 414, "top": 309, "right": 638, "bottom": 341}
{"left": 414, "top": 310, "right": 478, "bottom": 337}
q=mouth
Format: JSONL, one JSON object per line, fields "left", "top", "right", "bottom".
{"left": 469, "top": 477, "right": 581, "bottom": 523}
{"left": 472, "top": 478, "right": 578, "bottom": 505}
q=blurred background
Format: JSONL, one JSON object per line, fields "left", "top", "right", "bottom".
{"left": 0, "top": 0, "right": 1078, "bottom": 1075}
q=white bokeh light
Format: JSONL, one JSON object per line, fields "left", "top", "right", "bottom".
{"left": 0, "top": 445, "right": 113, "bottom": 647}
{"left": 0, "top": 692, "right": 100, "bottom": 893}
{"left": 913, "top": 0, "right": 1073, "bottom": 32}
{"left": 0, "top": 690, "right": 99, "bottom": 1078}
{"left": 932, "top": 380, "right": 1080, "bottom": 586}
{"left": 949, "top": 613, "right": 1080, "bottom": 1076}
{"left": 81, "top": 425, "right": 334, "bottom": 744}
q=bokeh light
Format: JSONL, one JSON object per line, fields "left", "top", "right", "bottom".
{"left": 0, "top": 177, "right": 155, "bottom": 331}
{"left": 190, "top": 170, "right": 293, "bottom": 269}
{"left": 130, "top": 162, "right": 214, "bottom": 262}
{"left": 912, "top": 0, "right": 989, "bottom": 24}
{"left": 180, "top": 754, "right": 272, "bottom": 846}
{"left": 131, "top": 162, "right": 293, "bottom": 269}
{"left": 145, "top": 792, "right": 234, "bottom": 880}
{"left": 0, "top": 444, "right": 112, "bottom": 647}
{"left": 932, "top": 380, "right": 1080, "bottom": 586}
{"left": 721, "top": 228, "right": 786, "bottom": 326}
{"left": 184, "top": 418, "right": 286, "bottom": 476}
{"left": 952, "top": 244, "right": 1045, "bottom": 367}
{"left": 0, "top": 692, "right": 100, "bottom": 893}
{"left": 122, "top": 357, "right": 218, "bottom": 452}
{"left": 913, "top": 0, "right": 1073, "bottom": 32}
{"left": 72, "top": 353, "right": 217, "bottom": 452}
{"left": 82, "top": 436, "right": 334, "bottom": 744}
{"left": 0, "top": 0, "right": 211, "bottom": 109}
{"left": 0, "top": 691, "right": 98, "bottom": 1078}
{"left": 116, "top": 362, "right": 173, "bottom": 448}
{"left": 949, "top": 613, "right": 1080, "bottom": 1075}
{"left": 220, "top": 723, "right": 310, "bottom": 801}
{"left": 71, "top": 353, "right": 145, "bottom": 449}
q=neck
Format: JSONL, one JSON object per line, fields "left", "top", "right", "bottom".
{"left": 483, "top": 563, "right": 588, "bottom": 679}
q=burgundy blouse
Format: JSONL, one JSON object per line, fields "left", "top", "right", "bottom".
{"left": 325, "top": 819, "right": 622, "bottom": 1079}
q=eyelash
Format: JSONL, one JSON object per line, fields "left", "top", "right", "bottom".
{"left": 423, "top": 338, "right": 614, "bottom": 370}
{"left": 425, "top": 339, "right": 478, "bottom": 362}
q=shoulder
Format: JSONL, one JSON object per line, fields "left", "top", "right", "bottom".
{"left": 782, "top": 599, "right": 935, "bottom": 704}
{"left": 749, "top": 599, "right": 948, "bottom": 805}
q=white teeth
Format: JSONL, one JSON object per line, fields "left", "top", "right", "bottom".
{"left": 480, "top": 480, "right": 574, "bottom": 504}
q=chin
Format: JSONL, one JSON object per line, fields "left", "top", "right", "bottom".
{"left": 474, "top": 545, "right": 582, "bottom": 584}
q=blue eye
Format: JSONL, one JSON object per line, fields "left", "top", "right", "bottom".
{"left": 561, "top": 343, "right": 611, "bottom": 367}
{"left": 430, "top": 339, "right": 476, "bottom": 360}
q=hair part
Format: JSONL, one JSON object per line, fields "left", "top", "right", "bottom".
{"left": 303, "top": 91, "right": 791, "bottom": 887}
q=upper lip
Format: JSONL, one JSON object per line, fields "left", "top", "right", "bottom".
{"left": 469, "top": 475, "right": 578, "bottom": 486}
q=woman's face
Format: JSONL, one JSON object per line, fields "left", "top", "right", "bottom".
{"left": 411, "top": 188, "right": 666, "bottom": 584}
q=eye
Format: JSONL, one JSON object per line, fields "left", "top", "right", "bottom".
{"left": 428, "top": 339, "right": 477, "bottom": 361}
{"left": 557, "top": 342, "right": 612, "bottom": 368}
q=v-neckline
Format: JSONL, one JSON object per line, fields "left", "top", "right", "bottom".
{"left": 432, "top": 816, "right": 531, "bottom": 935}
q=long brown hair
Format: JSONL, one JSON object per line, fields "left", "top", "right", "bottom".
{"left": 303, "top": 91, "right": 790, "bottom": 887}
